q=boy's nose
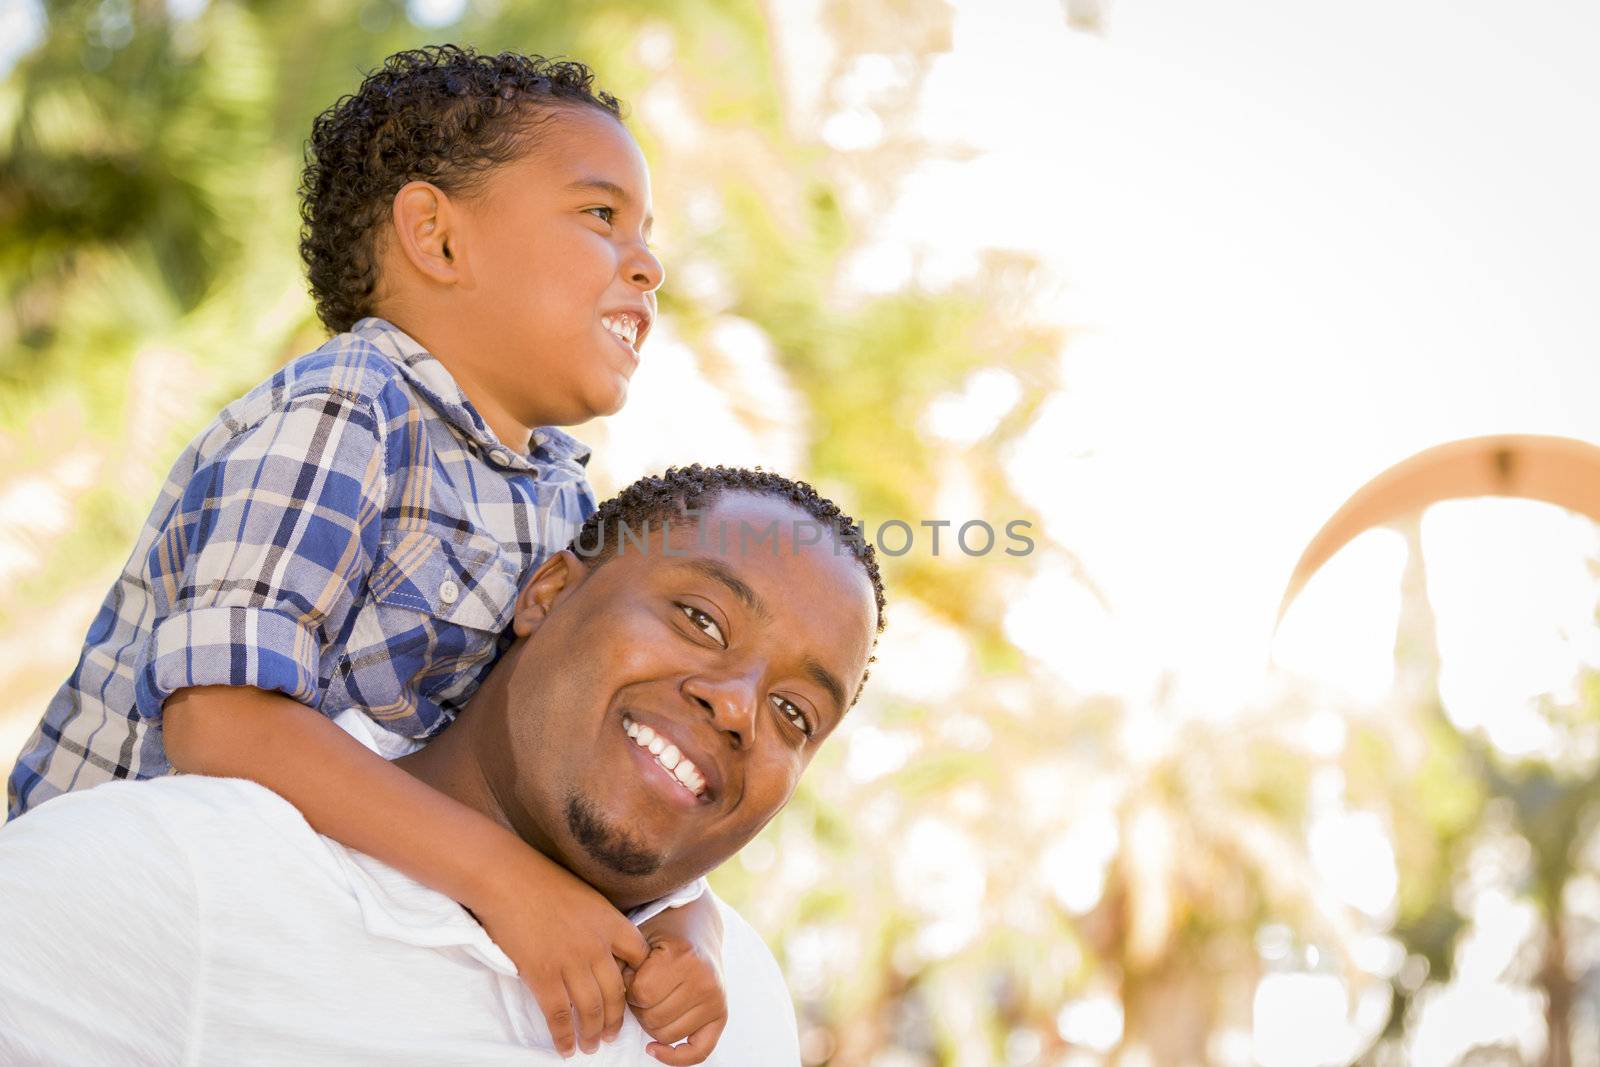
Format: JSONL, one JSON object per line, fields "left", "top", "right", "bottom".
{"left": 625, "top": 243, "right": 665, "bottom": 293}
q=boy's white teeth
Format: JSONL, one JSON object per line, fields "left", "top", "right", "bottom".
{"left": 602, "top": 314, "right": 639, "bottom": 346}
{"left": 622, "top": 717, "right": 705, "bottom": 796}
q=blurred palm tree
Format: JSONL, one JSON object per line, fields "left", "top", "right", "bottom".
{"left": 1289, "top": 499, "right": 1600, "bottom": 1067}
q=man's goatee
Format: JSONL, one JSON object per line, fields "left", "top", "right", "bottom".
{"left": 565, "top": 795, "right": 662, "bottom": 876}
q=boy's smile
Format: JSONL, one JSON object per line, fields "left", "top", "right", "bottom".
{"left": 376, "top": 104, "right": 663, "bottom": 449}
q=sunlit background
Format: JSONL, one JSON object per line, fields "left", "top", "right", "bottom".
{"left": 4, "top": 0, "right": 1600, "bottom": 1064}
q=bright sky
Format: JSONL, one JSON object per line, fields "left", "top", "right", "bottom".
{"left": 846, "top": 12, "right": 1600, "bottom": 1054}
{"left": 861, "top": 0, "right": 1600, "bottom": 711}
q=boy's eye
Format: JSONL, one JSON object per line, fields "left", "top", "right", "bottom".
{"left": 771, "top": 695, "right": 814, "bottom": 738}
{"left": 584, "top": 205, "right": 615, "bottom": 224}
{"left": 677, "top": 604, "right": 724, "bottom": 646}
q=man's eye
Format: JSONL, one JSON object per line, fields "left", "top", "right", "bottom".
{"left": 585, "top": 205, "right": 615, "bottom": 224}
{"left": 677, "top": 604, "right": 724, "bottom": 646}
{"left": 771, "top": 695, "right": 813, "bottom": 737}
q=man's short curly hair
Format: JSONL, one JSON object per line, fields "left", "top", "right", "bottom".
{"left": 568, "top": 464, "right": 888, "bottom": 705}
{"left": 299, "top": 45, "right": 624, "bottom": 333}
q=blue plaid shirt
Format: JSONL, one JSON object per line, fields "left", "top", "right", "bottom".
{"left": 8, "top": 319, "right": 596, "bottom": 817}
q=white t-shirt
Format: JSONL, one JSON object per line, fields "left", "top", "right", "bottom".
{"left": 0, "top": 776, "right": 799, "bottom": 1066}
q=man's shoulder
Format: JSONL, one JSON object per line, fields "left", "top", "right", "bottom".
{"left": 7, "top": 776, "right": 352, "bottom": 924}
{"left": 711, "top": 896, "right": 802, "bottom": 1064}
{"left": 7, "top": 776, "right": 307, "bottom": 854}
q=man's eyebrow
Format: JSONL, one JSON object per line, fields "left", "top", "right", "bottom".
{"left": 803, "top": 657, "right": 848, "bottom": 717}
{"left": 566, "top": 178, "right": 654, "bottom": 236}
{"left": 681, "top": 559, "right": 770, "bottom": 621}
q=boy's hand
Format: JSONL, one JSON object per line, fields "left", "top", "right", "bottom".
{"left": 624, "top": 931, "right": 728, "bottom": 1065}
{"left": 474, "top": 847, "right": 650, "bottom": 1058}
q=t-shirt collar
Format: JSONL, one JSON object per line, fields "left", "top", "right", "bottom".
{"left": 351, "top": 317, "right": 592, "bottom": 472}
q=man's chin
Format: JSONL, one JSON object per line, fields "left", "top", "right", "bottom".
{"left": 565, "top": 794, "right": 662, "bottom": 878}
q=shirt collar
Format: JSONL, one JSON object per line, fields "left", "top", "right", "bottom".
{"left": 351, "top": 317, "right": 592, "bottom": 472}
{"left": 324, "top": 837, "right": 690, "bottom": 961}
{"left": 325, "top": 840, "right": 667, "bottom": 1059}
{"left": 328, "top": 843, "right": 519, "bottom": 975}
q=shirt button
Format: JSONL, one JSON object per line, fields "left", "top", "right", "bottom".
{"left": 439, "top": 579, "right": 461, "bottom": 605}
{"left": 489, "top": 449, "right": 511, "bottom": 466}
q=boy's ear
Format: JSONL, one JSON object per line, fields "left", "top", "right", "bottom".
{"left": 511, "top": 550, "right": 591, "bottom": 638}
{"left": 390, "top": 181, "right": 460, "bottom": 285}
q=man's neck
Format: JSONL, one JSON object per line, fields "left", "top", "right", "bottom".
{"left": 389, "top": 646, "right": 553, "bottom": 844}
{"left": 391, "top": 721, "right": 513, "bottom": 833}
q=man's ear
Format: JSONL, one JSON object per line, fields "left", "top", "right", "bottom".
{"left": 511, "top": 550, "right": 591, "bottom": 638}
{"left": 389, "top": 181, "right": 463, "bottom": 286}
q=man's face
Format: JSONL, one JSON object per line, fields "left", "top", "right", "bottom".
{"left": 452, "top": 105, "right": 662, "bottom": 427}
{"left": 488, "top": 494, "right": 876, "bottom": 907}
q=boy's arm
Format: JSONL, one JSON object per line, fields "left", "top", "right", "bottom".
{"left": 630, "top": 892, "right": 729, "bottom": 1065}
{"left": 164, "top": 685, "right": 649, "bottom": 1058}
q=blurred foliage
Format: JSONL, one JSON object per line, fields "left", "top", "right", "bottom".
{"left": 7, "top": 3, "right": 1600, "bottom": 1067}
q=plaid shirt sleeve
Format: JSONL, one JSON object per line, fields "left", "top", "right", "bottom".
{"left": 131, "top": 389, "right": 389, "bottom": 723}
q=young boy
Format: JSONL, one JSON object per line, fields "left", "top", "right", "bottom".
{"left": 7, "top": 46, "right": 726, "bottom": 1065}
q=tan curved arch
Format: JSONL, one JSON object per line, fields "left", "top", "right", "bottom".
{"left": 1277, "top": 434, "right": 1600, "bottom": 624}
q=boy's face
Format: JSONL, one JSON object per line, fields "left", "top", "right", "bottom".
{"left": 451, "top": 106, "right": 662, "bottom": 430}
{"left": 489, "top": 494, "right": 877, "bottom": 908}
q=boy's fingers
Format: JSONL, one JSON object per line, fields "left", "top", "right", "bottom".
{"left": 634, "top": 983, "right": 697, "bottom": 1032}
{"left": 566, "top": 967, "right": 608, "bottom": 1054}
{"left": 527, "top": 974, "right": 576, "bottom": 1058}
{"left": 594, "top": 958, "right": 627, "bottom": 1042}
{"left": 627, "top": 964, "right": 685, "bottom": 1012}
{"left": 647, "top": 1017, "right": 727, "bottom": 1066}
{"left": 610, "top": 920, "right": 651, "bottom": 970}
{"left": 640, "top": 999, "right": 723, "bottom": 1047}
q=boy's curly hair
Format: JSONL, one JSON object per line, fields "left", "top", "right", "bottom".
{"left": 568, "top": 464, "right": 888, "bottom": 706}
{"left": 299, "top": 45, "right": 623, "bottom": 333}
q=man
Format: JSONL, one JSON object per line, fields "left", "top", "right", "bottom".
{"left": 0, "top": 466, "right": 886, "bottom": 1065}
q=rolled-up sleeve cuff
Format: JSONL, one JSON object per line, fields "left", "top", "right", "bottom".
{"left": 627, "top": 876, "right": 709, "bottom": 927}
{"left": 134, "top": 607, "right": 322, "bottom": 723}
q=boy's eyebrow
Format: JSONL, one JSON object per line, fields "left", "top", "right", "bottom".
{"left": 677, "top": 558, "right": 848, "bottom": 713}
{"left": 566, "top": 177, "right": 654, "bottom": 235}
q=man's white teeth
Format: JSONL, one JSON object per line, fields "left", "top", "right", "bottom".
{"left": 672, "top": 759, "right": 700, "bottom": 789}
{"left": 623, "top": 717, "right": 705, "bottom": 796}
{"left": 602, "top": 314, "right": 640, "bottom": 347}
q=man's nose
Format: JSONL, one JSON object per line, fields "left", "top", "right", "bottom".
{"left": 682, "top": 670, "right": 759, "bottom": 747}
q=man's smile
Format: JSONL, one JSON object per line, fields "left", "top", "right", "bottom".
{"left": 620, "top": 711, "right": 722, "bottom": 808}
